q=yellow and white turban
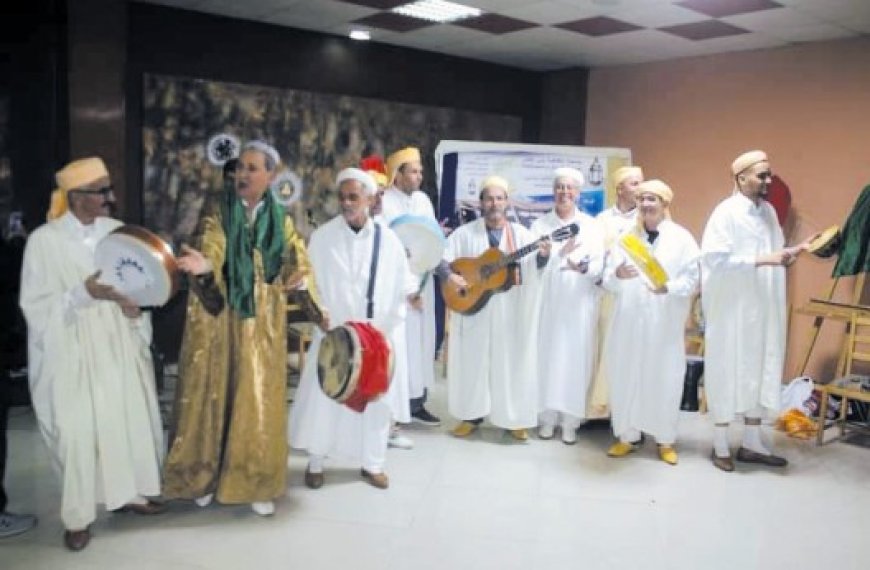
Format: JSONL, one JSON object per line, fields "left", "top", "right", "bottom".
{"left": 731, "top": 150, "right": 768, "bottom": 176}
{"left": 613, "top": 166, "right": 643, "bottom": 188}
{"left": 480, "top": 175, "right": 511, "bottom": 196}
{"left": 47, "top": 157, "right": 109, "bottom": 221}
{"left": 386, "top": 147, "right": 422, "bottom": 185}
{"left": 637, "top": 179, "right": 673, "bottom": 220}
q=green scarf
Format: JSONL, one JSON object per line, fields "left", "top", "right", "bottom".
{"left": 833, "top": 185, "right": 870, "bottom": 278}
{"left": 222, "top": 189, "right": 285, "bottom": 318}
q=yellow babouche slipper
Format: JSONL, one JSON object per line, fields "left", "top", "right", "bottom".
{"left": 607, "top": 441, "right": 637, "bottom": 457}
{"left": 658, "top": 445, "right": 678, "bottom": 465}
{"left": 451, "top": 421, "right": 478, "bottom": 438}
{"left": 508, "top": 429, "right": 529, "bottom": 441}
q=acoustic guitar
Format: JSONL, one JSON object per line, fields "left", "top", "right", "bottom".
{"left": 442, "top": 223, "right": 579, "bottom": 315}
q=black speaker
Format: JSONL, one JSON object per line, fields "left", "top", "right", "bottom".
{"left": 680, "top": 357, "right": 704, "bottom": 412}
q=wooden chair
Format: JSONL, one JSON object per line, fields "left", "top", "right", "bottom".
{"left": 844, "top": 315, "right": 870, "bottom": 375}
{"left": 816, "top": 315, "right": 870, "bottom": 445}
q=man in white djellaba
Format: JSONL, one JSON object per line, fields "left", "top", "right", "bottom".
{"left": 602, "top": 180, "right": 700, "bottom": 465}
{"left": 19, "top": 157, "right": 165, "bottom": 551}
{"left": 440, "top": 175, "right": 546, "bottom": 442}
{"left": 531, "top": 167, "right": 604, "bottom": 444}
{"left": 701, "top": 150, "right": 809, "bottom": 472}
{"left": 290, "top": 168, "right": 414, "bottom": 490}
{"left": 589, "top": 165, "right": 644, "bottom": 418}
{"left": 381, "top": 147, "right": 442, "bottom": 434}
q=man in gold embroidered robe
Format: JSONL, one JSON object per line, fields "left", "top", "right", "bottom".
{"left": 162, "top": 141, "right": 316, "bottom": 516}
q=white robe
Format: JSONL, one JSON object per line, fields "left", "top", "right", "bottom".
{"left": 603, "top": 220, "right": 700, "bottom": 444}
{"left": 381, "top": 187, "right": 437, "bottom": 399}
{"left": 589, "top": 206, "right": 638, "bottom": 417}
{"left": 289, "top": 216, "right": 412, "bottom": 470}
{"left": 531, "top": 209, "right": 604, "bottom": 421}
{"left": 19, "top": 212, "right": 163, "bottom": 529}
{"left": 597, "top": 205, "right": 637, "bottom": 248}
{"left": 701, "top": 192, "right": 787, "bottom": 423}
{"left": 444, "top": 219, "right": 540, "bottom": 429}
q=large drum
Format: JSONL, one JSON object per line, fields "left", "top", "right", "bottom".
{"left": 317, "top": 321, "right": 393, "bottom": 413}
{"left": 94, "top": 225, "right": 180, "bottom": 307}
{"left": 389, "top": 214, "right": 446, "bottom": 274}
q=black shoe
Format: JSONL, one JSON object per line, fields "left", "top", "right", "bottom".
{"left": 411, "top": 407, "right": 441, "bottom": 426}
{"left": 63, "top": 528, "right": 91, "bottom": 551}
{"left": 735, "top": 446, "right": 788, "bottom": 467}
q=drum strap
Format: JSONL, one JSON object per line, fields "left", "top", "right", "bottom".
{"left": 366, "top": 223, "right": 382, "bottom": 319}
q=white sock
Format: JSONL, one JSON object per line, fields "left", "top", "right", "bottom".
{"left": 308, "top": 455, "right": 325, "bottom": 474}
{"left": 742, "top": 422, "right": 769, "bottom": 454}
{"left": 713, "top": 424, "right": 730, "bottom": 458}
{"left": 251, "top": 501, "right": 274, "bottom": 516}
{"left": 194, "top": 493, "right": 214, "bottom": 508}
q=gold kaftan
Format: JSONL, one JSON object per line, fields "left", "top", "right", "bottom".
{"left": 162, "top": 212, "right": 315, "bottom": 503}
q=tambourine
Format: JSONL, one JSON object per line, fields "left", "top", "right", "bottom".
{"left": 94, "top": 225, "right": 180, "bottom": 307}
{"left": 389, "top": 214, "right": 446, "bottom": 274}
{"left": 807, "top": 225, "right": 841, "bottom": 258}
{"left": 317, "top": 321, "right": 393, "bottom": 413}
{"left": 619, "top": 233, "right": 669, "bottom": 289}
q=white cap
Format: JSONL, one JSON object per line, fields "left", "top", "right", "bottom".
{"left": 336, "top": 167, "right": 377, "bottom": 196}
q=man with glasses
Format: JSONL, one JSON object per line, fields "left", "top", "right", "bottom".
{"left": 19, "top": 157, "right": 165, "bottom": 550}
{"left": 701, "top": 150, "right": 809, "bottom": 472}
{"left": 532, "top": 168, "right": 604, "bottom": 444}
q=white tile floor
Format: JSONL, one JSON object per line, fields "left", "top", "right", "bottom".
{"left": 3, "top": 377, "right": 869, "bottom": 570}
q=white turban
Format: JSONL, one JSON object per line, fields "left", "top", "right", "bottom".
{"left": 638, "top": 179, "right": 673, "bottom": 205}
{"left": 242, "top": 140, "right": 282, "bottom": 168}
{"left": 636, "top": 179, "right": 674, "bottom": 222}
{"left": 613, "top": 166, "right": 643, "bottom": 187}
{"left": 554, "top": 167, "right": 585, "bottom": 188}
{"left": 480, "top": 175, "right": 511, "bottom": 195}
{"left": 336, "top": 167, "right": 377, "bottom": 196}
{"left": 731, "top": 150, "right": 768, "bottom": 176}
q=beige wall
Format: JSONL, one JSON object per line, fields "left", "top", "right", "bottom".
{"left": 586, "top": 37, "right": 870, "bottom": 381}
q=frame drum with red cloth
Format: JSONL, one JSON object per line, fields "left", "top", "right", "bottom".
{"left": 317, "top": 321, "right": 393, "bottom": 413}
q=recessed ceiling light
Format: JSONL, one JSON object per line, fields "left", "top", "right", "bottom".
{"left": 349, "top": 29, "right": 371, "bottom": 40}
{"left": 392, "top": 0, "right": 482, "bottom": 24}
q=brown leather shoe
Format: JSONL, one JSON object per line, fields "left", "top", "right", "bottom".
{"left": 63, "top": 528, "right": 91, "bottom": 551}
{"left": 360, "top": 469, "right": 389, "bottom": 489}
{"left": 304, "top": 467, "right": 324, "bottom": 489}
{"left": 735, "top": 446, "right": 788, "bottom": 467}
{"left": 114, "top": 500, "right": 167, "bottom": 515}
{"left": 711, "top": 450, "right": 735, "bottom": 472}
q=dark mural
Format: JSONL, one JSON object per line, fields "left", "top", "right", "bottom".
{"left": 0, "top": 97, "right": 11, "bottom": 231}
{"left": 142, "top": 74, "right": 523, "bottom": 247}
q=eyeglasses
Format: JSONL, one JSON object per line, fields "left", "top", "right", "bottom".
{"left": 71, "top": 185, "right": 114, "bottom": 196}
{"left": 754, "top": 171, "right": 773, "bottom": 182}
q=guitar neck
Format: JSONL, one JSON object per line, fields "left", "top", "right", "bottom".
{"left": 492, "top": 237, "right": 544, "bottom": 270}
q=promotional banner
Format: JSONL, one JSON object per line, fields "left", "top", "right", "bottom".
{"left": 435, "top": 141, "right": 632, "bottom": 228}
